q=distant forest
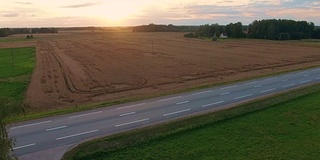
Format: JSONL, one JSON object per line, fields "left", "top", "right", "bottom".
{"left": 0, "top": 28, "right": 58, "bottom": 37}
{"left": 132, "top": 24, "right": 199, "bottom": 32}
{"left": 1, "top": 19, "right": 320, "bottom": 40}
{"left": 133, "top": 19, "right": 320, "bottom": 40}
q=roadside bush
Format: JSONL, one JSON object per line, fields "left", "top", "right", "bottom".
{"left": 183, "top": 32, "right": 196, "bottom": 38}
{"left": 26, "top": 35, "right": 34, "bottom": 39}
{"left": 212, "top": 36, "right": 218, "bottom": 41}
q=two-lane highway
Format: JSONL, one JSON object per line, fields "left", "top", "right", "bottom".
{"left": 9, "top": 67, "right": 320, "bottom": 159}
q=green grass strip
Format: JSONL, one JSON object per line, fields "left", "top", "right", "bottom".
{"left": 0, "top": 47, "right": 35, "bottom": 118}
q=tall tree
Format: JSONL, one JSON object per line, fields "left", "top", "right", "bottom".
{"left": 266, "top": 23, "right": 277, "bottom": 40}
{"left": 0, "top": 99, "right": 15, "bottom": 160}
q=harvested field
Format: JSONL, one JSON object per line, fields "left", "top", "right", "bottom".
{"left": 18, "top": 32, "right": 320, "bottom": 110}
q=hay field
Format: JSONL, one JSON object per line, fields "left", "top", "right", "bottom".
{"left": 13, "top": 32, "right": 320, "bottom": 110}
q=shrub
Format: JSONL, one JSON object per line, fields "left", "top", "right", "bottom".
{"left": 212, "top": 36, "right": 218, "bottom": 41}
{"left": 26, "top": 35, "right": 34, "bottom": 39}
{"left": 184, "top": 32, "right": 196, "bottom": 38}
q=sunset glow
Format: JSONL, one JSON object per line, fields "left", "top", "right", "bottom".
{"left": 0, "top": 0, "right": 319, "bottom": 27}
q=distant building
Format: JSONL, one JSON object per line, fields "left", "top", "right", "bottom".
{"left": 220, "top": 32, "right": 228, "bottom": 39}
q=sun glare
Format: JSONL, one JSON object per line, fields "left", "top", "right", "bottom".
{"left": 101, "top": 1, "right": 139, "bottom": 23}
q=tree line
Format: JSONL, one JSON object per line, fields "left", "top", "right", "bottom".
{"left": 132, "top": 19, "right": 319, "bottom": 40}
{"left": 188, "top": 19, "right": 319, "bottom": 40}
{"left": 0, "top": 28, "right": 58, "bottom": 37}
{"left": 248, "top": 19, "right": 315, "bottom": 40}
{"left": 132, "top": 24, "right": 198, "bottom": 32}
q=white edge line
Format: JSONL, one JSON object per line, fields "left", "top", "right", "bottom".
{"left": 245, "top": 81, "right": 259, "bottom": 85}
{"left": 316, "top": 77, "right": 320, "bottom": 80}
{"left": 260, "top": 88, "right": 275, "bottom": 93}
{"left": 300, "top": 80, "right": 311, "bottom": 83}
{"left": 11, "top": 121, "right": 52, "bottom": 130}
{"left": 202, "top": 101, "right": 225, "bottom": 108}
{"left": 158, "top": 96, "right": 182, "bottom": 102}
{"left": 46, "top": 126, "right": 67, "bottom": 132}
{"left": 192, "top": 90, "right": 212, "bottom": 95}
{"left": 56, "top": 130, "right": 99, "bottom": 140}
{"left": 176, "top": 101, "right": 189, "bottom": 105}
{"left": 282, "top": 74, "right": 293, "bottom": 77}
{"left": 69, "top": 111, "right": 102, "bottom": 119}
{"left": 234, "top": 94, "right": 253, "bottom": 100}
{"left": 221, "top": 85, "right": 237, "bottom": 90}
{"left": 254, "top": 85, "right": 262, "bottom": 88}
{"left": 163, "top": 109, "right": 191, "bottom": 117}
{"left": 120, "top": 112, "right": 136, "bottom": 117}
{"left": 264, "top": 77, "right": 276, "bottom": 81}
{"left": 282, "top": 84, "right": 295, "bottom": 88}
{"left": 115, "top": 118, "right": 150, "bottom": 127}
{"left": 13, "top": 143, "right": 35, "bottom": 150}
{"left": 282, "top": 79, "right": 288, "bottom": 82}
{"left": 117, "top": 103, "right": 146, "bottom": 110}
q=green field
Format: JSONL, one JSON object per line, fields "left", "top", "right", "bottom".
{"left": 0, "top": 38, "right": 35, "bottom": 42}
{"left": 63, "top": 84, "right": 320, "bottom": 160}
{"left": 0, "top": 47, "right": 35, "bottom": 117}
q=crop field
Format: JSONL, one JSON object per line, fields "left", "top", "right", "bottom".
{"left": 0, "top": 47, "right": 35, "bottom": 116}
{"left": 4, "top": 32, "right": 320, "bottom": 110}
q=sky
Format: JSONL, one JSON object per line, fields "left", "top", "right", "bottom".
{"left": 0, "top": 0, "right": 319, "bottom": 27}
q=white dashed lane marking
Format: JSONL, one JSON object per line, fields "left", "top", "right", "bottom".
{"left": 220, "top": 92, "right": 230, "bottom": 96}
{"left": 46, "top": 126, "right": 67, "bottom": 132}
{"left": 234, "top": 94, "right": 253, "bottom": 100}
{"left": 254, "top": 85, "right": 262, "bottom": 88}
{"left": 120, "top": 112, "right": 136, "bottom": 117}
{"left": 176, "top": 101, "right": 189, "bottom": 105}
{"left": 260, "top": 88, "right": 275, "bottom": 93}
{"left": 163, "top": 109, "right": 191, "bottom": 117}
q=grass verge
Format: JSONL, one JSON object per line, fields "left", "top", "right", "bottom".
{"left": 0, "top": 38, "right": 35, "bottom": 42}
{"left": 63, "top": 83, "right": 320, "bottom": 160}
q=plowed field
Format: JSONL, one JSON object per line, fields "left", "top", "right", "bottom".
{"left": 19, "top": 32, "right": 320, "bottom": 110}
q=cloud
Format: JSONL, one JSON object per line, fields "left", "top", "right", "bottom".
{"left": 2, "top": 13, "right": 20, "bottom": 17}
{"left": 14, "top": 2, "right": 32, "bottom": 5}
{"left": 60, "top": 2, "right": 100, "bottom": 8}
{"left": 185, "top": 5, "right": 241, "bottom": 15}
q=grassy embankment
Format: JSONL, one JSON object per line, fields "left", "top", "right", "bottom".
{"left": 63, "top": 83, "right": 320, "bottom": 160}
{"left": 0, "top": 47, "right": 35, "bottom": 119}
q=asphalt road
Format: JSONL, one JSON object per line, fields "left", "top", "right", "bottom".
{"left": 9, "top": 67, "right": 320, "bottom": 159}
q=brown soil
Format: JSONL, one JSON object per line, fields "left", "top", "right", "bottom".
{"left": 13, "top": 31, "right": 320, "bottom": 110}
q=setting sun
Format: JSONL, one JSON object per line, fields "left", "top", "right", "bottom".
{"left": 100, "top": 1, "right": 141, "bottom": 23}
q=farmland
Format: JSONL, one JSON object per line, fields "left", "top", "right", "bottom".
{"left": 3, "top": 31, "right": 320, "bottom": 111}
